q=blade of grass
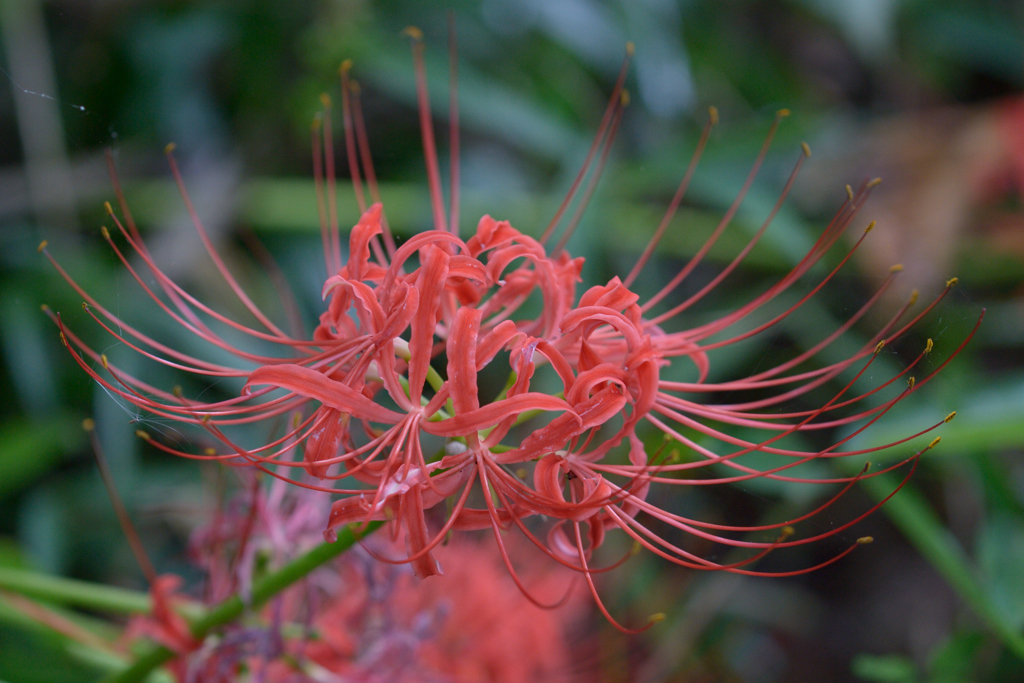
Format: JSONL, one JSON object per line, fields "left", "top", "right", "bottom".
{"left": 857, "top": 472, "right": 1024, "bottom": 660}
{"left": 0, "top": 567, "right": 163, "bottom": 616}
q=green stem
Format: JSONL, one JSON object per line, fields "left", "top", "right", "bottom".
{"left": 0, "top": 567, "right": 172, "bottom": 617}
{"left": 424, "top": 364, "right": 445, "bottom": 395}
{"left": 104, "top": 520, "right": 383, "bottom": 683}
{"left": 395, "top": 373, "right": 452, "bottom": 421}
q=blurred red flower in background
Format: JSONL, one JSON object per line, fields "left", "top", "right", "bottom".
{"left": 156, "top": 467, "right": 585, "bottom": 682}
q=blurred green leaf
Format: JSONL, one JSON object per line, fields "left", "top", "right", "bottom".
{"left": 0, "top": 416, "right": 83, "bottom": 500}
{"left": 916, "top": 10, "right": 1024, "bottom": 86}
{"left": 977, "top": 512, "right": 1024, "bottom": 631}
{"left": 852, "top": 653, "right": 918, "bottom": 683}
{"left": 927, "top": 631, "right": 987, "bottom": 683}
{"left": 857, "top": 472, "right": 1024, "bottom": 661}
{"left": 0, "top": 295, "right": 59, "bottom": 418}
{"left": 0, "top": 568, "right": 153, "bottom": 617}
{"left": 0, "top": 627, "right": 99, "bottom": 683}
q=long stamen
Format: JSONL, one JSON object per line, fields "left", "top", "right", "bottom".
{"left": 101, "top": 220, "right": 314, "bottom": 350}
{"left": 552, "top": 90, "right": 628, "bottom": 256}
{"left": 339, "top": 61, "right": 367, "bottom": 214}
{"left": 448, "top": 13, "right": 461, "bottom": 236}
{"left": 103, "top": 172, "right": 213, "bottom": 340}
{"left": 239, "top": 229, "right": 305, "bottom": 339}
{"left": 319, "top": 94, "right": 343, "bottom": 273}
{"left": 340, "top": 65, "right": 388, "bottom": 267}
{"left": 405, "top": 26, "right": 448, "bottom": 234}
{"left": 658, "top": 140, "right": 809, "bottom": 317}
{"left": 570, "top": 493, "right": 659, "bottom": 634}
{"left": 311, "top": 115, "right": 334, "bottom": 276}
{"left": 84, "top": 419, "right": 158, "bottom": 586}
{"left": 654, "top": 182, "right": 874, "bottom": 332}
{"left": 642, "top": 109, "right": 790, "bottom": 313}
{"left": 624, "top": 106, "right": 718, "bottom": 287}
{"left": 541, "top": 43, "right": 634, "bottom": 245}
{"left": 43, "top": 245, "right": 274, "bottom": 373}
{"left": 351, "top": 81, "right": 397, "bottom": 258}
{"left": 164, "top": 146, "right": 293, "bottom": 340}
{"left": 477, "top": 459, "right": 574, "bottom": 609}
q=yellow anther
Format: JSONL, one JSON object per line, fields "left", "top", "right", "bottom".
{"left": 515, "top": 468, "right": 527, "bottom": 479}
{"left": 320, "top": 93, "right": 332, "bottom": 108}
{"left": 339, "top": 59, "right": 353, "bottom": 74}
{"left": 350, "top": 80, "right": 361, "bottom": 94}
{"left": 40, "top": 304, "right": 50, "bottom": 313}
{"left": 845, "top": 184, "right": 854, "bottom": 201}
{"left": 631, "top": 541, "right": 642, "bottom": 556}
{"left": 204, "top": 447, "right": 217, "bottom": 456}
{"left": 402, "top": 26, "right": 423, "bottom": 41}
{"left": 625, "top": 41, "right": 635, "bottom": 57}
{"left": 81, "top": 418, "right": 95, "bottom": 432}
{"left": 909, "top": 290, "right": 919, "bottom": 306}
{"left": 311, "top": 115, "right": 322, "bottom": 131}
{"left": 37, "top": 240, "right": 48, "bottom": 252}
{"left": 648, "top": 613, "right": 667, "bottom": 624}
{"left": 857, "top": 536, "right": 874, "bottom": 545}
{"left": 889, "top": 263, "right": 904, "bottom": 273}
{"left": 781, "top": 526, "right": 795, "bottom": 538}
{"left": 863, "top": 461, "right": 872, "bottom": 472}
{"left": 81, "top": 302, "right": 88, "bottom": 311}
{"left": 801, "top": 141, "right": 811, "bottom": 158}
{"left": 708, "top": 105, "right": 719, "bottom": 125}
{"left": 777, "top": 108, "right": 791, "bottom": 118}
{"left": 944, "top": 411, "right": 956, "bottom": 423}
{"left": 101, "top": 226, "right": 110, "bottom": 240}
{"left": 864, "top": 220, "right": 877, "bottom": 234}
{"left": 100, "top": 354, "right": 109, "bottom": 369}
{"left": 201, "top": 414, "right": 211, "bottom": 424}
{"left": 164, "top": 142, "right": 176, "bottom": 155}
{"left": 135, "top": 429, "right": 151, "bottom": 440}
{"left": 925, "top": 338, "right": 934, "bottom": 354}
{"left": 907, "top": 376, "right": 916, "bottom": 390}
{"left": 928, "top": 436, "right": 941, "bottom": 449}
{"left": 292, "top": 412, "right": 302, "bottom": 429}
{"left": 104, "top": 201, "right": 114, "bottom": 215}
{"left": 946, "top": 277, "right": 959, "bottom": 288}
{"left": 867, "top": 177, "right": 882, "bottom": 188}
{"left": 172, "top": 385, "right": 183, "bottom": 398}
{"left": 59, "top": 331, "right": 67, "bottom": 347}
{"left": 620, "top": 89, "right": 630, "bottom": 106}
{"left": 874, "top": 340, "right": 886, "bottom": 355}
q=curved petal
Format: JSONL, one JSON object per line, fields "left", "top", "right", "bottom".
{"left": 246, "top": 364, "right": 403, "bottom": 424}
{"left": 421, "top": 393, "right": 576, "bottom": 437}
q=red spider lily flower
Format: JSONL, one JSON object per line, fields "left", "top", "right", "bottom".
{"left": 44, "top": 32, "right": 981, "bottom": 632}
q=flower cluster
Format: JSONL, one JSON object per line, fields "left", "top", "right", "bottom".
{"left": 143, "top": 465, "right": 584, "bottom": 682}
{"left": 45, "top": 34, "right": 979, "bottom": 631}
